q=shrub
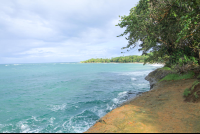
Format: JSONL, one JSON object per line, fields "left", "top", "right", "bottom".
{"left": 171, "top": 55, "right": 199, "bottom": 74}
{"left": 192, "top": 80, "right": 199, "bottom": 85}
{"left": 191, "top": 80, "right": 200, "bottom": 90}
{"left": 194, "top": 92, "right": 199, "bottom": 99}
{"left": 161, "top": 67, "right": 171, "bottom": 71}
{"left": 183, "top": 88, "right": 191, "bottom": 97}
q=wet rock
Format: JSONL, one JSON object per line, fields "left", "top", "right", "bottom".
{"left": 145, "top": 68, "right": 175, "bottom": 90}
{"left": 127, "top": 91, "right": 137, "bottom": 100}
{"left": 127, "top": 91, "right": 135, "bottom": 94}
{"left": 136, "top": 92, "right": 144, "bottom": 96}
{"left": 97, "top": 118, "right": 106, "bottom": 124}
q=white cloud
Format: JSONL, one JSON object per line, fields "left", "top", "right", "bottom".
{"left": 0, "top": 0, "right": 142, "bottom": 64}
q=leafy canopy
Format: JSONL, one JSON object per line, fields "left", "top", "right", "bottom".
{"left": 116, "top": 0, "right": 200, "bottom": 70}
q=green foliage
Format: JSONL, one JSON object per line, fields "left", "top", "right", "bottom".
{"left": 169, "top": 47, "right": 198, "bottom": 66}
{"left": 80, "top": 55, "right": 154, "bottom": 63}
{"left": 161, "top": 67, "right": 171, "bottom": 71}
{"left": 159, "top": 71, "right": 195, "bottom": 82}
{"left": 192, "top": 80, "right": 199, "bottom": 86}
{"left": 194, "top": 92, "right": 199, "bottom": 99}
{"left": 175, "top": 0, "right": 200, "bottom": 51}
{"left": 183, "top": 88, "right": 191, "bottom": 97}
{"left": 183, "top": 81, "right": 199, "bottom": 99}
{"left": 191, "top": 80, "right": 200, "bottom": 90}
{"left": 170, "top": 54, "right": 199, "bottom": 74}
{"left": 116, "top": 0, "right": 200, "bottom": 69}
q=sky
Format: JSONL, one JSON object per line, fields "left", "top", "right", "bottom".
{"left": 0, "top": 0, "right": 142, "bottom": 64}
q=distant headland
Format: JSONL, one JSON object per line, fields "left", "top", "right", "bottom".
{"left": 80, "top": 55, "right": 163, "bottom": 64}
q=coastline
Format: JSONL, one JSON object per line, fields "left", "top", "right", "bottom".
{"left": 84, "top": 68, "right": 200, "bottom": 133}
{"left": 85, "top": 78, "right": 200, "bottom": 133}
{"left": 79, "top": 62, "right": 165, "bottom": 65}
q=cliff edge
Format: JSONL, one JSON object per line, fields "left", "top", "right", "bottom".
{"left": 145, "top": 67, "right": 176, "bottom": 89}
{"left": 85, "top": 68, "right": 200, "bottom": 133}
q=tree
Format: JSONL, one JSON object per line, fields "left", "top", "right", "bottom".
{"left": 116, "top": 0, "right": 200, "bottom": 68}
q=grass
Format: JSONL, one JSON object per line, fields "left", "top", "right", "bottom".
{"left": 191, "top": 80, "right": 200, "bottom": 90}
{"left": 183, "top": 88, "right": 191, "bottom": 97}
{"left": 183, "top": 80, "right": 200, "bottom": 97}
{"left": 159, "top": 70, "right": 195, "bottom": 82}
{"left": 194, "top": 92, "right": 199, "bottom": 99}
{"left": 160, "top": 67, "right": 172, "bottom": 71}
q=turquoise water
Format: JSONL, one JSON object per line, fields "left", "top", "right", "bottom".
{"left": 0, "top": 63, "right": 163, "bottom": 133}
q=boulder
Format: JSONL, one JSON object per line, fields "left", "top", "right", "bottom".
{"left": 145, "top": 68, "right": 175, "bottom": 90}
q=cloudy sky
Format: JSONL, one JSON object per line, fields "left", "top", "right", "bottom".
{"left": 0, "top": 0, "right": 142, "bottom": 64}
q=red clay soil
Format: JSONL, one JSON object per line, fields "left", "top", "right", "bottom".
{"left": 84, "top": 79, "right": 200, "bottom": 133}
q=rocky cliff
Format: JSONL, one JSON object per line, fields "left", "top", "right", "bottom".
{"left": 145, "top": 68, "right": 175, "bottom": 89}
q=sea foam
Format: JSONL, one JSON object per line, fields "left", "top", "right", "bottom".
{"left": 147, "top": 63, "right": 164, "bottom": 67}
{"left": 119, "top": 70, "right": 152, "bottom": 76}
{"left": 48, "top": 104, "right": 66, "bottom": 111}
{"left": 131, "top": 78, "right": 137, "bottom": 81}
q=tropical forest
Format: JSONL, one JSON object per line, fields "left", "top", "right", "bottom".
{"left": 80, "top": 55, "right": 149, "bottom": 63}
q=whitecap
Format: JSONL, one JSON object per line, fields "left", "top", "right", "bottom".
{"left": 21, "top": 124, "right": 30, "bottom": 133}
{"left": 90, "top": 106, "right": 105, "bottom": 117}
{"left": 112, "top": 98, "right": 118, "bottom": 104}
{"left": 131, "top": 78, "right": 137, "bottom": 81}
{"left": 17, "top": 121, "right": 30, "bottom": 133}
{"left": 53, "top": 126, "right": 59, "bottom": 130}
{"left": 27, "top": 128, "right": 41, "bottom": 133}
{"left": 49, "top": 117, "right": 55, "bottom": 124}
{"left": 147, "top": 63, "right": 164, "bottom": 67}
{"left": 48, "top": 103, "right": 66, "bottom": 111}
{"left": 110, "top": 91, "right": 129, "bottom": 108}
{"left": 62, "top": 111, "right": 94, "bottom": 133}
{"left": 3, "top": 131, "right": 11, "bottom": 133}
{"left": 131, "top": 83, "right": 149, "bottom": 88}
{"left": 136, "top": 83, "right": 149, "bottom": 86}
{"left": 118, "top": 91, "right": 128, "bottom": 96}
{"left": 31, "top": 116, "right": 39, "bottom": 121}
{"left": 106, "top": 103, "right": 114, "bottom": 111}
{"left": 119, "top": 70, "right": 152, "bottom": 76}
{"left": 30, "top": 116, "right": 47, "bottom": 123}
{"left": 56, "top": 130, "right": 63, "bottom": 133}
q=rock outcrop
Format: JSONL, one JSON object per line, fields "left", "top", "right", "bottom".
{"left": 145, "top": 68, "right": 175, "bottom": 89}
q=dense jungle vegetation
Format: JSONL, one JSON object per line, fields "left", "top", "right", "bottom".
{"left": 82, "top": 0, "right": 200, "bottom": 74}
{"left": 80, "top": 55, "right": 151, "bottom": 63}
{"left": 117, "top": 0, "right": 200, "bottom": 73}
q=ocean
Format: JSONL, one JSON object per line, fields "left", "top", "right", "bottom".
{"left": 0, "top": 63, "right": 163, "bottom": 133}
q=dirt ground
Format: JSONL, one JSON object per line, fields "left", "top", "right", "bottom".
{"left": 84, "top": 78, "right": 200, "bottom": 133}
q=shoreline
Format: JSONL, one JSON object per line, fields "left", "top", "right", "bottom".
{"left": 84, "top": 67, "right": 200, "bottom": 133}
{"left": 79, "top": 62, "right": 165, "bottom": 65}
{"left": 84, "top": 78, "right": 200, "bottom": 133}
{"left": 84, "top": 66, "right": 162, "bottom": 132}
{"left": 84, "top": 66, "right": 165, "bottom": 132}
